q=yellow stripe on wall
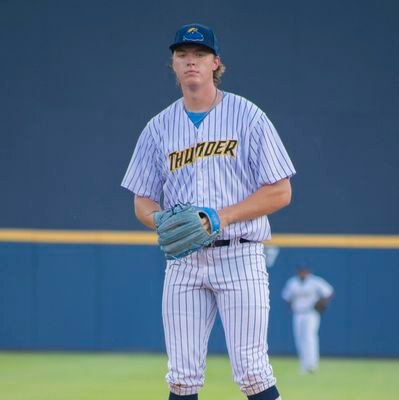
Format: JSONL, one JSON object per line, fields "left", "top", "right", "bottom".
{"left": 0, "top": 229, "right": 157, "bottom": 245}
{"left": 267, "top": 234, "right": 399, "bottom": 249}
{"left": 0, "top": 229, "right": 399, "bottom": 249}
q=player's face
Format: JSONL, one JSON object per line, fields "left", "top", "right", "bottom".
{"left": 297, "top": 268, "right": 310, "bottom": 281}
{"left": 172, "top": 45, "right": 220, "bottom": 88}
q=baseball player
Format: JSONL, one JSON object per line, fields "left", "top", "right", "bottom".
{"left": 122, "top": 23, "right": 296, "bottom": 400}
{"left": 281, "top": 266, "right": 334, "bottom": 374}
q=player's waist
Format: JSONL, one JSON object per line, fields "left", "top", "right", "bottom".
{"left": 218, "top": 223, "right": 272, "bottom": 242}
{"left": 292, "top": 305, "right": 319, "bottom": 314}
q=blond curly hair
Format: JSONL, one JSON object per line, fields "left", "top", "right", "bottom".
{"left": 213, "top": 61, "right": 226, "bottom": 86}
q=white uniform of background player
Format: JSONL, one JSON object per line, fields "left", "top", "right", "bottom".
{"left": 281, "top": 267, "right": 334, "bottom": 373}
{"left": 122, "top": 23, "right": 296, "bottom": 400}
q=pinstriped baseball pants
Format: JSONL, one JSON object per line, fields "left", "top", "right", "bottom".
{"left": 162, "top": 241, "right": 277, "bottom": 396}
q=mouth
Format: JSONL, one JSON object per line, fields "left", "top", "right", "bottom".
{"left": 185, "top": 70, "right": 199, "bottom": 75}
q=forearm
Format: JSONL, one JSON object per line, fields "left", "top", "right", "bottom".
{"left": 134, "top": 195, "right": 161, "bottom": 229}
{"left": 218, "top": 178, "right": 292, "bottom": 228}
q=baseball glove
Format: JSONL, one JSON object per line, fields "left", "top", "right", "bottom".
{"left": 154, "top": 203, "right": 221, "bottom": 260}
{"left": 314, "top": 299, "right": 328, "bottom": 313}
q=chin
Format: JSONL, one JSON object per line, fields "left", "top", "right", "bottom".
{"left": 182, "top": 78, "right": 201, "bottom": 89}
{"left": 184, "top": 76, "right": 201, "bottom": 83}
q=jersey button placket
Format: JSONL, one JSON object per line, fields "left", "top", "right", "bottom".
{"left": 196, "top": 163, "right": 204, "bottom": 202}
{"left": 195, "top": 127, "right": 205, "bottom": 205}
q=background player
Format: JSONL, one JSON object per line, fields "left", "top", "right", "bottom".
{"left": 282, "top": 265, "right": 334, "bottom": 374}
{"left": 122, "top": 23, "right": 296, "bottom": 400}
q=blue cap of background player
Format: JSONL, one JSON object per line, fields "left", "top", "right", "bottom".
{"left": 169, "top": 23, "right": 221, "bottom": 56}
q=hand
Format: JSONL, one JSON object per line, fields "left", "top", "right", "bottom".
{"left": 201, "top": 216, "right": 211, "bottom": 233}
{"left": 154, "top": 203, "right": 221, "bottom": 260}
{"left": 314, "top": 299, "right": 328, "bottom": 313}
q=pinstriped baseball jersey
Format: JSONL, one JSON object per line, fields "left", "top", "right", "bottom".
{"left": 282, "top": 274, "right": 334, "bottom": 313}
{"left": 121, "top": 92, "right": 296, "bottom": 241}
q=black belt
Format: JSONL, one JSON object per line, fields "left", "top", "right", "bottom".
{"left": 209, "top": 238, "right": 252, "bottom": 247}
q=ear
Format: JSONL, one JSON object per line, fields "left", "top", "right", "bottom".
{"left": 171, "top": 54, "right": 176, "bottom": 73}
{"left": 213, "top": 56, "right": 221, "bottom": 71}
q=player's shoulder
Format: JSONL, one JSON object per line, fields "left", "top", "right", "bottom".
{"left": 224, "top": 92, "right": 263, "bottom": 113}
{"left": 157, "top": 97, "right": 183, "bottom": 118}
{"left": 137, "top": 98, "right": 182, "bottom": 143}
{"left": 310, "top": 273, "right": 324, "bottom": 281}
{"left": 310, "top": 274, "right": 331, "bottom": 286}
{"left": 286, "top": 275, "right": 299, "bottom": 287}
{"left": 145, "top": 98, "right": 182, "bottom": 129}
{"left": 224, "top": 92, "right": 268, "bottom": 128}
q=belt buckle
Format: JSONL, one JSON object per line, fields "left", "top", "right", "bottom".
{"left": 206, "top": 240, "right": 217, "bottom": 248}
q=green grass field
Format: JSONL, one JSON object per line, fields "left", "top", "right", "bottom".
{"left": 0, "top": 352, "right": 398, "bottom": 400}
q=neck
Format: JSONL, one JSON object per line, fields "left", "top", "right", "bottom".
{"left": 182, "top": 83, "right": 219, "bottom": 112}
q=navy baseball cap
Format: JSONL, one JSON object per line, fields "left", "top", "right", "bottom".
{"left": 169, "top": 23, "right": 221, "bottom": 56}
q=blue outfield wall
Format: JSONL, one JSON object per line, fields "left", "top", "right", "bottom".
{"left": 1, "top": 0, "right": 398, "bottom": 361}
{"left": 0, "top": 243, "right": 398, "bottom": 357}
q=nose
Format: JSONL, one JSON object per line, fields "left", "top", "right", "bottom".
{"left": 186, "top": 54, "right": 196, "bottom": 66}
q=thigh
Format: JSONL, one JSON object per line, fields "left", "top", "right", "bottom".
{"left": 293, "top": 314, "right": 303, "bottom": 341}
{"left": 306, "top": 311, "right": 320, "bottom": 336}
{"left": 213, "top": 243, "right": 275, "bottom": 387}
{"left": 218, "top": 245, "right": 270, "bottom": 349}
{"left": 162, "top": 253, "right": 218, "bottom": 382}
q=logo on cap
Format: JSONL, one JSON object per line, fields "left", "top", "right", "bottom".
{"left": 183, "top": 27, "right": 204, "bottom": 42}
